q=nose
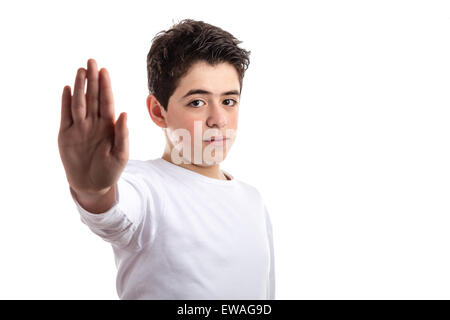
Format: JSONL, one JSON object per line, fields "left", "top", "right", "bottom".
{"left": 206, "top": 102, "right": 227, "bottom": 128}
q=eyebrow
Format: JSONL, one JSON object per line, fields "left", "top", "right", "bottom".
{"left": 182, "top": 89, "right": 240, "bottom": 99}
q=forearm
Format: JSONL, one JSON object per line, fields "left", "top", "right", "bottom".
{"left": 70, "top": 184, "right": 116, "bottom": 214}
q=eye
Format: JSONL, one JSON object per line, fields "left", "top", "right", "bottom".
{"left": 188, "top": 99, "right": 205, "bottom": 108}
{"left": 223, "top": 99, "right": 238, "bottom": 107}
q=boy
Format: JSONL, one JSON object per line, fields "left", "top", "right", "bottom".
{"left": 58, "top": 19, "right": 275, "bottom": 300}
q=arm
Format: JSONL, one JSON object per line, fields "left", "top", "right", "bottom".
{"left": 58, "top": 59, "right": 145, "bottom": 249}
{"left": 70, "top": 175, "right": 147, "bottom": 250}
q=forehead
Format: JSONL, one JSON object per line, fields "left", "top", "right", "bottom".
{"left": 175, "top": 61, "right": 240, "bottom": 95}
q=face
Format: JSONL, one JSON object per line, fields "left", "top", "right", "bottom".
{"left": 147, "top": 60, "right": 240, "bottom": 166}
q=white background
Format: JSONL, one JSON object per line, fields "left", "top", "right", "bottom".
{"left": 0, "top": 0, "right": 449, "bottom": 299}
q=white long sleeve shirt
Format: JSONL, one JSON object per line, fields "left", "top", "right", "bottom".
{"left": 70, "top": 158, "right": 275, "bottom": 300}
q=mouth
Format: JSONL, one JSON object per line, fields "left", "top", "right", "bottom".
{"left": 203, "top": 136, "right": 229, "bottom": 145}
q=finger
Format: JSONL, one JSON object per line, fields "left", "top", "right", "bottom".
{"left": 112, "top": 112, "right": 129, "bottom": 162}
{"left": 99, "top": 68, "right": 115, "bottom": 122}
{"left": 60, "top": 85, "right": 73, "bottom": 130}
{"left": 86, "top": 58, "right": 100, "bottom": 119}
{"left": 72, "top": 68, "right": 87, "bottom": 122}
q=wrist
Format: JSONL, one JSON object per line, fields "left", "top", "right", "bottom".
{"left": 70, "top": 185, "right": 116, "bottom": 214}
{"left": 71, "top": 185, "right": 113, "bottom": 198}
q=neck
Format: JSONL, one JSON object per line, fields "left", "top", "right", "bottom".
{"left": 162, "top": 149, "right": 228, "bottom": 181}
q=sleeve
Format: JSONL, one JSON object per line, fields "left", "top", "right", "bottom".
{"left": 264, "top": 206, "right": 276, "bottom": 300}
{"left": 69, "top": 170, "right": 149, "bottom": 250}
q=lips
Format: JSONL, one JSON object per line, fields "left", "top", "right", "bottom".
{"left": 204, "top": 136, "right": 228, "bottom": 142}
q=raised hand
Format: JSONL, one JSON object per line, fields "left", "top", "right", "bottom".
{"left": 58, "top": 59, "right": 129, "bottom": 197}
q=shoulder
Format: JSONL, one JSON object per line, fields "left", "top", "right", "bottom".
{"left": 232, "top": 177, "right": 271, "bottom": 215}
{"left": 121, "top": 158, "right": 169, "bottom": 195}
{"left": 123, "top": 159, "right": 151, "bottom": 174}
{"left": 233, "top": 178, "right": 265, "bottom": 203}
{"left": 120, "top": 159, "right": 168, "bottom": 214}
{"left": 122, "top": 159, "right": 163, "bottom": 182}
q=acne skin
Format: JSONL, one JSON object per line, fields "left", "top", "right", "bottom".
{"left": 147, "top": 60, "right": 241, "bottom": 180}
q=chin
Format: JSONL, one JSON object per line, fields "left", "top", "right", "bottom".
{"left": 190, "top": 149, "right": 229, "bottom": 166}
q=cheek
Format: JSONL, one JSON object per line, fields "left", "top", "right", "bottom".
{"left": 168, "top": 110, "right": 197, "bottom": 130}
{"left": 168, "top": 113, "right": 205, "bottom": 141}
{"left": 184, "top": 116, "right": 203, "bottom": 139}
{"left": 227, "top": 111, "right": 239, "bottom": 128}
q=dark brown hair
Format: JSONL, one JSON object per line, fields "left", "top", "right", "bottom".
{"left": 147, "top": 19, "right": 251, "bottom": 111}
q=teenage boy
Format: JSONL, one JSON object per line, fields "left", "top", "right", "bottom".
{"left": 58, "top": 19, "right": 275, "bottom": 300}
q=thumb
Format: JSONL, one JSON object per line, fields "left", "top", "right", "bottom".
{"left": 112, "top": 112, "right": 129, "bottom": 161}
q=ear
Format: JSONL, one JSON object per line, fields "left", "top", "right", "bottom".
{"left": 147, "top": 94, "right": 167, "bottom": 128}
